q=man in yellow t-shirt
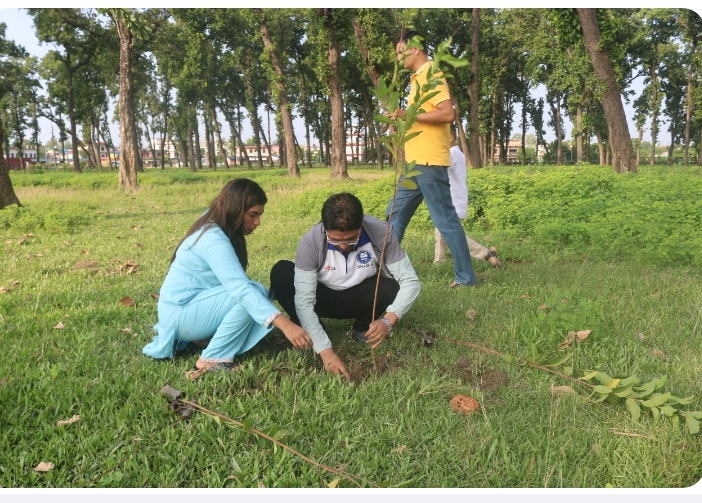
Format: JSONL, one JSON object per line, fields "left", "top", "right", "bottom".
{"left": 387, "top": 30, "right": 476, "bottom": 288}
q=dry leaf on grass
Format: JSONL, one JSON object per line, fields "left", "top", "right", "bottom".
{"left": 519, "top": 294, "right": 530, "bottom": 299}
{"left": 33, "top": 462, "right": 54, "bottom": 473}
{"left": 134, "top": 243, "right": 143, "bottom": 248}
{"left": 119, "top": 328, "right": 137, "bottom": 336}
{"left": 18, "top": 233, "right": 34, "bottom": 245}
{"left": 81, "top": 250, "right": 89, "bottom": 255}
{"left": 637, "top": 332, "right": 646, "bottom": 341}
{"left": 0, "top": 281, "right": 19, "bottom": 293}
{"left": 449, "top": 394, "right": 481, "bottom": 415}
{"left": 550, "top": 385, "right": 576, "bottom": 395}
{"left": 0, "top": 378, "right": 6, "bottom": 385}
{"left": 537, "top": 303, "right": 548, "bottom": 311}
{"left": 558, "top": 331, "right": 576, "bottom": 350}
{"left": 63, "top": 241, "right": 73, "bottom": 246}
{"left": 57, "top": 414, "right": 80, "bottom": 426}
{"left": 465, "top": 309, "right": 477, "bottom": 321}
{"left": 651, "top": 349, "right": 666, "bottom": 359}
{"left": 116, "top": 261, "right": 138, "bottom": 274}
{"left": 53, "top": 322, "right": 65, "bottom": 329}
{"left": 150, "top": 293, "right": 160, "bottom": 299}
{"left": 576, "top": 329, "right": 592, "bottom": 340}
{"left": 119, "top": 296, "right": 136, "bottom": 307}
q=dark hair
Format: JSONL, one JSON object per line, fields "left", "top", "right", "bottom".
{"left": 321, "top": 193, "right": 364, "bottom": 232}
{"left": 172, "top": 178, "right": 267, "bottom": 270}
{"left": 396, "top": 29, "right": 424, "bottom": 51}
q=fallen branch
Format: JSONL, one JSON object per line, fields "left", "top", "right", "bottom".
{"left": 159, "top": 386, "right": 377, "bottom": 487}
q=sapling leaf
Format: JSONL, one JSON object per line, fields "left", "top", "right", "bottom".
{"left": 667, "top": 395, "right": 694, "bottom": 405}
{"left": 401, "top": 179, "right": 418, "bottom": 190}
{"left": 613, "top": 385, "right": 633, "bottom": 398}
{"left": 374, "top": 114, "right": 394, "bottom": 125}
{"left": 633, "top": 381, "right": 656, "bottom": 398}
{"left": 581, "top": 371, "right": 598, "bottom": 380}
{"left": 680, "top": 411, "right": 702, "bottom": 419}
{"left": 594, "top": 372, "right": 614, "bottom": 386}
{"left": 501, "top": 354, "right": 517, "bottom": 364}
{"left": 563, "top": 366, "right": 573, "bottom": 376}
{"left": 592, "top": 392, "right": 609, "bottom": 403}
{"left": 653, "top": 376, "right": 667, "bottom": 390}
{"left": 327, "top": 478, "right": 341, "bottom": 488}
{"left": 593, "top": 385, "right": 612, "bottom": 394}
{"left": 642, "top": 392, "right": 671, "bottom": 408}
{"left": 660, "top": 405, "right": 677, "bottom": 417}
{"left": 625, "top": 398, "right": 641, "bottom": 421}
{"left": 619, "top": 375, "right": 640, "bottom": 387}
{"left": 650, "top": 406, "right": 660, "bottom": 419}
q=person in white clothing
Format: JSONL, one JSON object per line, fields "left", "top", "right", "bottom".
{"left": 434, "top": 129, "right": 500, "bottom": 267}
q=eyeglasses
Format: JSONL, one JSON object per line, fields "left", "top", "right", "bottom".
{"left": 325, "top": 231, "right": 360, "bottom": 247}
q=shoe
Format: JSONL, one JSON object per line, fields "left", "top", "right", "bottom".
{"left": 487, "top": 247, "right": 501, "bottom": 267}
{"left": 449, "top": 281, "right": 476, "bottom": 289}
{"left": 351, "top": 329, "right": 367, "bottom": 343}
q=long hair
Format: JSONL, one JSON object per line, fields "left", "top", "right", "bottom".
{"left": 171, "top": 178, "right": 267, "bottom": 270}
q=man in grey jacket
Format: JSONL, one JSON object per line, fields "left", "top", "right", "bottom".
{"left": 270, "top": 193, "right": 421, "bottom": 380}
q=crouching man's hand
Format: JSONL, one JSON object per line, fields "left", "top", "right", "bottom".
{"left": 319, "top": 348, "right": 350, "bottom": 381}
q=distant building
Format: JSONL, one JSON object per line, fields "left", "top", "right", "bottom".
{"left": 5, "top": 145, "right": 39, "bottom": 170}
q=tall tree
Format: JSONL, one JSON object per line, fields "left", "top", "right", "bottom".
{"left": 0, "top": 23, "right": 25, "bottom": 209}
{"left": 314, "top": 9, "right": 349, "bottom": 179}
{"left": 577, "top": 8, "right": 637, "bottom": 172}
{"left": 256, "top": 10, "right": 299, "bottom": 176}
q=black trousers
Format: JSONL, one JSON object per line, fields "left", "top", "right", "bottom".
{"left": 269, "top": 260, "right": 400, "bottom": 332}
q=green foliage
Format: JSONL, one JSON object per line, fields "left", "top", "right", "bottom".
{"left": 0, "top": 200, "right": 94, "bottom": 233}
{"left": 466, "top": 165, "right": 702, "bottom": 265}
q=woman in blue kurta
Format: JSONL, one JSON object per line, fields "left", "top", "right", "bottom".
{"left": 143, "top": 178, "right": 312, "bottom": 372}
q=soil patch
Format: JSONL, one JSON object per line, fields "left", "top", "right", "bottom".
{"left": 452, "top": 357, "right": 509, "bottom": 395}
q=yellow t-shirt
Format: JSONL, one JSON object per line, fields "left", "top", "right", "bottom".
{"left": 405, "top": 61, "right": 451, "bottom": 167}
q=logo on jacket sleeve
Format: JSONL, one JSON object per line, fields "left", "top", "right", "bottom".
{"left": 356, "top": 250, "right": 373, "bottom": 265}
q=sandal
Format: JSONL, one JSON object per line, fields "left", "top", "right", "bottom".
{"left": 487, "top": 247, "right": 501, "bottom": 268}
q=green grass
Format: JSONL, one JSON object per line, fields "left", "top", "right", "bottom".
{"left": 1, "top": 166, "right": 701, "bottom": 488}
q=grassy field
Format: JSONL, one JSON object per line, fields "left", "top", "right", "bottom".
{"left": 1, "top": 165, "right": 701, "bottom": 488}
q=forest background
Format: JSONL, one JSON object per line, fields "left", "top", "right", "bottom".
{"left": 1, "top": 7, "right": 702, "bottom": 197}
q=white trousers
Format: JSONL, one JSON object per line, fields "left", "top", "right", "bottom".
{"left": 434, "top": 227, "right": 490, "bottom": 264}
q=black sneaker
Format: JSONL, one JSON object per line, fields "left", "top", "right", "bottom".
{"left": 351, "top": 329, "right": 367, "bottom": 343}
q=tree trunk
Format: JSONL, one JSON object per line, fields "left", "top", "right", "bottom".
{"left": 259, "top": 18, "right": 299, "bottom": 176}
{"left": 469, "top": 8, "right": 482, "bottom": 169}
{"left": 193, "top": 106, "right": 203, "bottom": 170}
{"left": 115, "top": 15, "right": 140, "bottom": 189}
{"left": 576, "top": 104, "right": 583, "bottom": 162}
{"left": 577, "top": 8, "right": 637, "bottom": 173}
{"left": 650, "top": 65, "right": 658, "bottom": 166}
{"left": 210, "top": 103, "right": 229, "bottom": 169}
{"left": 322, "top": 10, "right": 348, "bottom": 179}
{"left": 684, "top": 75, "right": 692, "bottom": 164}
{"left": 65, "top": 65, "right": 81, "bottom": 173}
{"left": 0, "top": 117, "right": 21, "bottom": 209}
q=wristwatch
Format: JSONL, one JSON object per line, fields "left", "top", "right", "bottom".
{"left": 380, "top": 316, "right": 394, "bottom": 337}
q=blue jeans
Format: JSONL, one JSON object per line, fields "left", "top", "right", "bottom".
{"left": 388, "top": 164, "right": 476, "bottom": 286}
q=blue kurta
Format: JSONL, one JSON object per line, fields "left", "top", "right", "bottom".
{"left": 143, "top": 224, "right": 280, "bottom": 359}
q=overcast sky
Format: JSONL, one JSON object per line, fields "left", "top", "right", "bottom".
{"left": 1, "top": 6, "right": 684, "bottom": 148}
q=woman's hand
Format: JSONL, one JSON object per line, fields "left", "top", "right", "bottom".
{"left": 319, "top": 349, "right": 350, "bottom": 381}
{"left": 273, "top": 314, "right": 312, "bottom": 350}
